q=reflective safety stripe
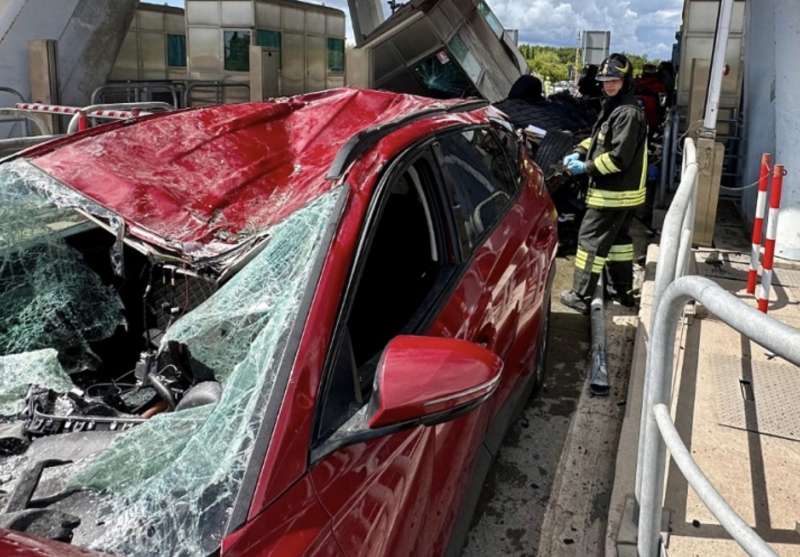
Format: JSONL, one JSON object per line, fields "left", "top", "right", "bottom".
{"left": 579, "top": 137, "right": 592, "bottom": 150}
{"left": 586, "top": 139, "right": 648, "bottom": 208}
{"left": 586, "top": 188, "right": 646, "bottom": 207}
{"left": 607, "top": 243, "right": 634, "bottom": 262}
{"left": 575, "top": 248, "right": 606, "bottom": 272}
{"left": 594, "top": 153, "right": 620, "bottom": 175}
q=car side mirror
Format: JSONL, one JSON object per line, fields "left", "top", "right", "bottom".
{"left": 367, "top": 335, "right": 502, "bottom": 429}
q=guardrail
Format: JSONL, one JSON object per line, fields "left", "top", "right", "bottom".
{"left": 64, "top": 102, "right": 173, "bottom": 134}
{"left": 0, "top": 108, "right": 48, "bottom": 136}
{"left": 91, "top": 81, "right": 184, "bottom": 108}
{"left": 631, "top": 135, "right": 800, "bottom": 556}
{"left": 184, "top": 81, "right": 250, "bottom": 107}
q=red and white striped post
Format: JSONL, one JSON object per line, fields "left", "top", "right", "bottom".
{"left": 757, "top": 164, "right": 785, "bottom": 313}
{"left": 77, "top": 110, "right": 88, "bottom": 132}
{"left": 747, "top": 153, "right": 771, "bottom": 294}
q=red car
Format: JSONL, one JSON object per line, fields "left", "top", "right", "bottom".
{"left": 0, "top": 88, "right": 556, "bottom": 557}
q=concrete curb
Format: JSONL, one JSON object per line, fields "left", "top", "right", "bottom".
{"left": 537, "top": 303, "right": 638, "bottom": 556}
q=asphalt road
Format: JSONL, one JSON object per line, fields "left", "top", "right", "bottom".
{"left": 461, "top": 255, "right": 592, "bottom": 556}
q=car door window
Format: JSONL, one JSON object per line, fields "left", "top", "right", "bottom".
{"left": 437, "top": 128, "right": 517, "bottom": 252}
{"left": 315, "top": 154, "right": 453, "bottom": 441}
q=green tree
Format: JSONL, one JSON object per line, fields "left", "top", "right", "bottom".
{"left": 517, "top": 43, "right": 660, "bottom": 84}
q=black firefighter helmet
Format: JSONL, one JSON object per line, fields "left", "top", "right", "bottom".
{"left": 597, "top": 53, "right": 633, "bottom": 81}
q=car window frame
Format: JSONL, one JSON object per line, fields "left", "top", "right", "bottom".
{"left": 432, "top": 124, "right": 522, "bottom": 260}
{"left": 310, "top": 123, "right": 527, "bottom": 458}
{"left": 311, "top": 139, "right": 463, "bottom": 451}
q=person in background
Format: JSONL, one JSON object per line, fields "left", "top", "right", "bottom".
{"left": 559, "top": 53, "right": 648, "bottom": 314}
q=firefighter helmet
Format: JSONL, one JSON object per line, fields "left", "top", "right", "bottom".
{"left": 597, "top": 53, "right": 633, "bottom": 81}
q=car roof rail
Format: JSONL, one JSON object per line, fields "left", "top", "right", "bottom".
{"left": 325, "top": 98, "right": 489, "bottom": 180}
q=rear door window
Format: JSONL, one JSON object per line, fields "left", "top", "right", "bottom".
{"left": 437, "top": 128, "right": 517, "bottom": 251}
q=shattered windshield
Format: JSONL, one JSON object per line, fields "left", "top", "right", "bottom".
{"left": 0, "top": 159, "right": 344, "bottom": 556}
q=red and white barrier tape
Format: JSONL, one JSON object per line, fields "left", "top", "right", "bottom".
{"left": 15, "top": 103, "right": 138, "bottom": 120}
{"left": 747, "top": 153, "right": 771, "bottom": 294}
{"left": 756, "top": 164, "right": 785, "bottom": 313}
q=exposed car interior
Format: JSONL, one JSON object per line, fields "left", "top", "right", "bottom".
{"left": 316, "top": 156, "right": 450, "bottom": 440}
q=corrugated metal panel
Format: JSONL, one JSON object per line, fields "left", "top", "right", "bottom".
{"left": 110, "top": 30, "right": 139, "bottom": 80}
{"left": 165, "top": 12, "right": 185, "bottom": 34}
{"left": 188, "top": 26, "right": 222, "bottom": 74}
{"left": 373, "top": 41, "right": 404, "bottom": 82}
{"left": 428, "top": 3, "right": 456, "bottom": 40}
{"left": 141, "top": 30, "right": 167, "bottom": 79}
{"left": 326, "top": 13, "right": 345, "bottom": 36}
{"left": 306, "top": 10, "right": 325, "bottom": 35}
{"left": 255, "top": 2, "right": 281, "bottom": 28}
{"left": 327, "top": 75, "right": 345, "bottom": 89}
{"left": 281, "top": 32, "right": 305, "bottom": 94}
{"left": 187, "top": 1, "right": 220, "bottom": 25}
{"left": 306, "top": 35, "right": 326, "bottom": 92}
{"left": 221, "top": 1, "right": 253, "bottom": 27}
{"left": 139, "top": 9, "right": 165, "bottom": 31}
{"left": 390, "top": 17, "right": 439, "bottom": 62}
{"left": 282, "top": 6, "right": 305, "bottom": 32}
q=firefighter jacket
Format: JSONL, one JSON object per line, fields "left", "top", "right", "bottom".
{"left": 575, "top": 93, "right": 648, "bottom": 209}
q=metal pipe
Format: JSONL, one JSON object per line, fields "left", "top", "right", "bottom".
{"left": 635, "top": 138, "right": 698, "bottom": 500}
{"left": 65, "top": 102, "right": 172, "bottom": 134}
{"left": 657, "top": 108, "right": 673, "bottom": 209}
{"left": 703, "top": 0, "right": 735, "bottom": 132}
{"left": 0, "top": 109, "right": 48, "bottom": 135}
{"left": 588, "top": 275, "right": 609, "bottom": 395}
{"left": 637, "top": 276, "right": 800, "bottom": 557}
{"left": 653, "top": 404, "right": 778, "bottom": 557}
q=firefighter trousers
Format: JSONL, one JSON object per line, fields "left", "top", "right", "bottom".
{"left": 572, "top": 208, "right": 635, "bottom": 298}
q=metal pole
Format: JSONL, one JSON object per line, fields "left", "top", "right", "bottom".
{"left": 635, "top": 138, "right": 698, "bottom": 501}
{"left": 657, "top": 109, "right": 673, "bottom": 209}
{"left": 653, "top": 404, "right": 779, "bottom": 557}
{"left": 703, "top": 0, "right": 735, "bottom": 132}
{"left": 637, "top": 276, "right": 800, "bottom": 557}
{"left": 589, "top": 275, "right": 609, "bottom": 395}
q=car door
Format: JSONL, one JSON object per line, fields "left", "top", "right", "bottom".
{"left": 310, "top": 147, "right": 465, "bottom": 557}
{"left": 421, "top": 126, "right": 532, "bottom": 553}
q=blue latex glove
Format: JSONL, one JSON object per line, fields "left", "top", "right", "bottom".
{"left": 562, "top": 152, "right": 580, "bottom": 166}
{"left": 567, "top": 159, "right": 587, "bottom": 175}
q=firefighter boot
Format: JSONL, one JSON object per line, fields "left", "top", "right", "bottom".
{"left": 560, "top": 290, "right": 590, "bottom": 315}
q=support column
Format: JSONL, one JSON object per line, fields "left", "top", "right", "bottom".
{"left": 773, "top": 0, "right": 800, "bottom": 260}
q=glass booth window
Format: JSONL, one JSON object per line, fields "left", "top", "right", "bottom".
{"left": 224, "top": 30, "right": 251, "bottom": 72}
{"left": 257, "top": 29, "right": 281, "bottom": 49}
{"left": 167, "top": 34, "right": 186, "bottom": 67}
{"left": 327, "top": 38, "right": 345, "bottom": 72}
{"left": 447, "top": 34, "right": 482, "bottom": 83}
{"left": 477, "top": 1, "right": 504, "bottom": 38}
{"left": 256, "top": 29, "right": 281, "bottom": 68}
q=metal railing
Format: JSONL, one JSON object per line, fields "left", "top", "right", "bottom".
{"left": 0, "top": 87, "right": 32, "bottom": 136}
{"left": 92, "top": 81, "right": 184, "bottom": 108}
{"left": 0, "top": 108, "right": 48, "bottom": 136}
{"left": 184, "top": 81, "right": 250, "bottom": 107}
{"left": 65, "top": 102, "right": 173, "bottom": 134}
{"left": 637, "top": 276, "right": 799, "bottom": 557}
{"left": 631, "top": 137, "right": 800, "bottom": 555}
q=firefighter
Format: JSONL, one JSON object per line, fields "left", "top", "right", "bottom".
{"left": 559, "top": 53, "right": 648, "bottom": 314}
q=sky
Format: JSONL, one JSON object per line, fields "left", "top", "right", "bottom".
{"left": 159, "top": 0, "right": 682, "bottom": 60}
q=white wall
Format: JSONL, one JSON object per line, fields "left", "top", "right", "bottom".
{"left": 741, "top": 0, "right": 800, "bottom": 260}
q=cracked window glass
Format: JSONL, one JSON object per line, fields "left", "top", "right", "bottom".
{"left": 0, "top": 158, "right": 344, "bottom": 556}
{"left": 411, "top": 50, "right": 479, "bottom": 99}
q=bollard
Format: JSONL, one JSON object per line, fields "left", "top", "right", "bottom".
{"left": 757, "top": 164, "right": 785, "bottom": 313}
{"left": 747, "top": 154, "right": 771, "bottom": 294}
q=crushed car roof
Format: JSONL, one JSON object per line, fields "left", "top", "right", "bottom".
{"left": 25, "top": 88, "right": 474, "bottom": 255}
